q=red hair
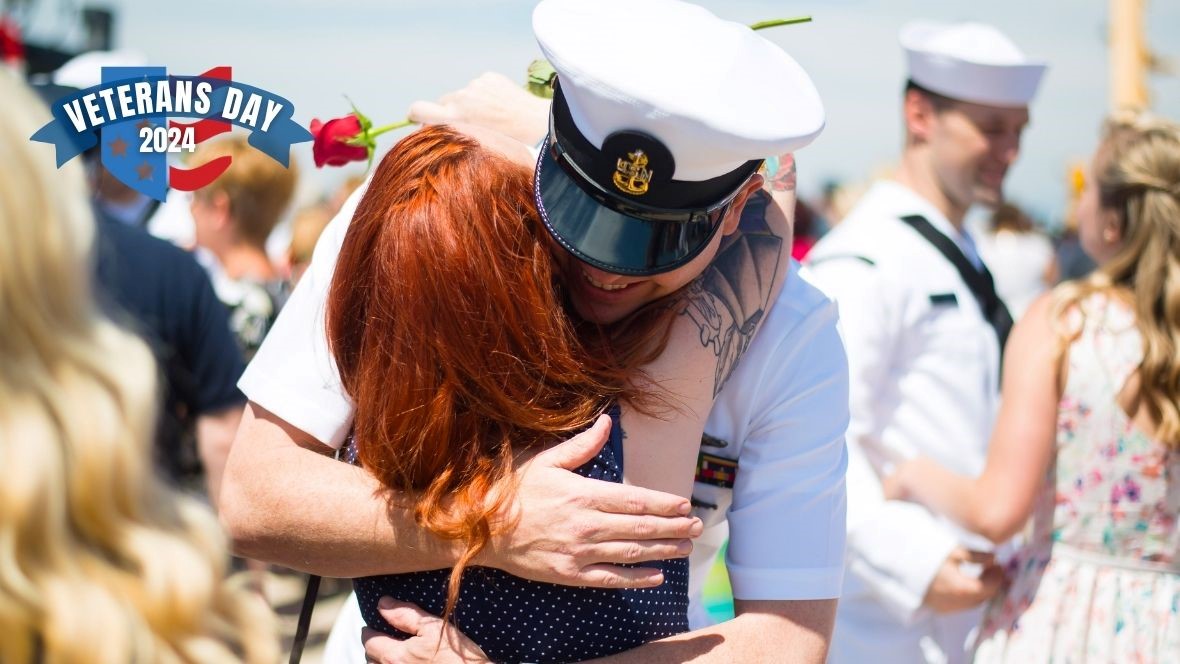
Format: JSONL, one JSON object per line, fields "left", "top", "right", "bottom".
{"left": 327, "top": 126, "right": 669, "bottom": 617}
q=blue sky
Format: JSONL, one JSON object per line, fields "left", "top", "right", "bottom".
{"left": 22, "top": 0, "right": 1180, "bottom": 225}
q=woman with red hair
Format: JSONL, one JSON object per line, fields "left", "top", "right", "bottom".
{"left": 327, "top": 124, "right": 788, "bottom": 662}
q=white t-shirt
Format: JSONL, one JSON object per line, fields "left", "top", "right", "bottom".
{"left": 240, "top": 182, "right": 849, "bottom": 624}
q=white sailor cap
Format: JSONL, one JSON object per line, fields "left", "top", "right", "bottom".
{"left": 901, "top": 21, "right": 1046, "bottom": 108}
{"left": 532, "top": 0, "right": 824, "bottom": 276}
{"left": 52, "top": 49, "right": 149, "bottom": 90}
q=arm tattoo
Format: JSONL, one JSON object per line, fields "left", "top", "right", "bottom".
{"left": 768, "top": 153, "right": 797, "bottom": 193}
{"left": 680, "top": 190, "right": 784, "bottom": 396}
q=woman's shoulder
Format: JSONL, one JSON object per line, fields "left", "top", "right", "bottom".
{"left": 1046, "top": 283, "right": 1137, "bottom": 338}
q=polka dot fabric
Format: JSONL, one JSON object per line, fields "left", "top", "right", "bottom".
{"left": 352, "top": 406, "right": 689, "bottom": 662}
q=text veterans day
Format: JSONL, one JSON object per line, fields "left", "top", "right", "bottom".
{"left": 32, "top": 72, "right": 311, "bottom": 169}
{"left": 62, "top": 78, "right": 285, "bottom": 133}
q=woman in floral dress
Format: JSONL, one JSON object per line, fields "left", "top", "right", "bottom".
{"left": 885, "top": 111, "right": 1180, "bottom": 662}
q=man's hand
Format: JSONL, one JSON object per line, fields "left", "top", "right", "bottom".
{"left": 880, "top": 459, "right": 915, "bottom": 502}
{"left": 922, "top": 547, "right": 1003, "bottom": 613}
{"left": 408, "top": 72, "right": 550, "bottom": 146}
{"left": 479, "top": 414, "right": 702, "bottom": 588}
{"left": 362, "top": 598, "right": 489, "bottom": 664}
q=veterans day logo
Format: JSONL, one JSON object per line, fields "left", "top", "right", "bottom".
{"left": 31, "top": 66, "right": 311, "bottom": 201}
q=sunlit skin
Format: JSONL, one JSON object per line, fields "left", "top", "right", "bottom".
{"left": 900, "top": 90, "right": 1030, "bottom": 226}
{"left": 935, "top": 102, "right": 1028, "bottom": 208}
{"left": 551, "top": 176, "right": 763, "bottom": 325}
{"left": 1076, "top": 151, "right": 1126, "bottom": 263}
{"left": 189, "top": 191, "right": 217, "bottom": 249}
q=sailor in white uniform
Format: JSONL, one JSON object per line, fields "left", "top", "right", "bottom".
{"left": 805, "top": 21, "right": 1047, "bottom": 664}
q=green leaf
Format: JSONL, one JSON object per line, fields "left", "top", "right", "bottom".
{"left": 344, "top": 95, "right": 373, "bottom": 132}
{"left": 526, "top": 58, "right": 557, "bottom": 99}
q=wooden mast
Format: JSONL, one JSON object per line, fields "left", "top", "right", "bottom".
{"left": 1109, "top": 0, "right": 1150, "bottom": 109}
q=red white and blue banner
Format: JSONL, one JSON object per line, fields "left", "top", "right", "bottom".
{"left": 31, "top": 65, "right": 310, "bottom": 200}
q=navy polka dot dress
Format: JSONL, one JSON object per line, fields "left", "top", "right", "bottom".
{"left": 352, "top": 407, "right": 689, "bottom": 663}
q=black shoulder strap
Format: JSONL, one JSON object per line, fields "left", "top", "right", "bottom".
{"left": 899, "top": 215, "right": 1014, "bottom": 359}
{"left": 289, "top": 574, "right": 321, "bottom": 664}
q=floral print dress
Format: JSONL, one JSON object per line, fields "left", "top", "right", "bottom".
{"left": 974, "top": 294, "right": 1180, "bottom": 663}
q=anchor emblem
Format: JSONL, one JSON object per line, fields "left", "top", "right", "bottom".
{"left": 613, "top": 149, "right": 653, "bottom": 195}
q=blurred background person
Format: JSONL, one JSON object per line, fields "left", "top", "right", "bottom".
{"left": 285, "top": 204, "right": 334, "bottom": 286}
{"left": 1054, "top": 164, "right": 1101, "bottom": 282}
{"left": 976, "top": 203, "right": 1057, "bottom": 319}
{"left": 885, "top": 110, "right": 1180, "bottom": 663}
{"left": 91, "top": 175, "right": 247, "bottom": 509}
{"left": 51, "top": 50, "right": 162, "bottom": 229}
{"left": 791, "top": 199, "right": 821, "bottom": 260}
{"left": 31, "top": 54, "right": 248, "bottom": 509}
{"left": 186, "top": 134, "right": 326, "bottom": 647}
{"left": 805, "top": 21, "right": 1045, "bottom": 663}
{"left": 284, "top": 177, "right": 364, "bottom": 287}
{"left": 187, "top": 135, "right": 298, "bottom": 360}
{"left": 328, "top": 173, "right": 367, "bottom": 216}
{"left": 0, "top": 69, "right": 277, "bottom": 664}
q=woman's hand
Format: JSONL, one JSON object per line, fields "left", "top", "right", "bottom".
{"left": 362, "top": 598, "right": 490, "bottom": 664}
{"left": 881, "top": 460, "right": 916, "bottom": 502}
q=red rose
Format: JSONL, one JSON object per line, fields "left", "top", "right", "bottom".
{"left": 0, "top": 16, "right": 25, "bottom": 65}
{"left": 309, "top": 114, "right": 369, "bottom": 168}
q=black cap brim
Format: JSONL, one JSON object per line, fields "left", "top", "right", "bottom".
{"left": 534, "top": 145, "right": 723, "bottom": 276}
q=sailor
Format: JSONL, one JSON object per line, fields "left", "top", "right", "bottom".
{"left": 805, "top": 20, "right": 1047, "bottom": 664}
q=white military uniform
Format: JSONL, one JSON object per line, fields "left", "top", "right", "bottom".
{"left": 241, "top": 182, "right": 849, "bottom": 661}
{"left": 805, "top": 180, "right": 1003, "bottom": 664}
{"left": 803, "top": 18, "right": 1046, "bottom": 662}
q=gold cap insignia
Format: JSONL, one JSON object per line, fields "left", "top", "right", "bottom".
{"left": 613, "top": 149, "right": 652, "bottom": 195}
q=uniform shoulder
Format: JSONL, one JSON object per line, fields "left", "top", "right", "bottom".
{"left": 808, "top": 212, "right": 909, "bottom": 268}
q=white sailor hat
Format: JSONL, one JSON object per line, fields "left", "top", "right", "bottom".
{"left": 901, "top": 21, "right": 1046, "bottom": 108}
{"left": 52, "top": 49, "right": 149, "bottom": 90}
{"left": 532, "top": 0, "right": 824, "bottom": 276}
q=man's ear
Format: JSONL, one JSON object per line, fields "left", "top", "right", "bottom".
{"left": 198, "top": 189, "right": 234, "bottom": 233}
{"left": 903, "top": 89, "right": 937, "bottom": 143}
{"left": 210, "top": 190, "right": 233, "bottom": 230}
{"left": 719, "top": 174, "right": 765, "bottom": 236}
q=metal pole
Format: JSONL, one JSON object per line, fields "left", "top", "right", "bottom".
{"left": 1109, "top": 0, "right": 1149, "bottom": 109}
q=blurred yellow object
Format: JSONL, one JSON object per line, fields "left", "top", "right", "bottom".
{"left": 1069, "top": 162, "right": 1086, "bottom": 198}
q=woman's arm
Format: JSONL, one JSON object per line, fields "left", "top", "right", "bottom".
{"left": 885, "top": 292, "right": 1062, "bottom": 543}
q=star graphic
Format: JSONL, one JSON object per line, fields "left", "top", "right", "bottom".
{"left": 137, "top": 119, "right": 153, "bottom": 131}
{"left": 136, "top": 162, "right": 154, "bottom": 181}
{"left": 109, "top": 137, "right": 128, "bottom": 157}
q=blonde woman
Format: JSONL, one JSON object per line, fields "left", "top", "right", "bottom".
{"left": 0, "top": 71, "right": 277, "bottom": 663}
{"left": 886, "top": 111, "right": 1180, "bottom": 661}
